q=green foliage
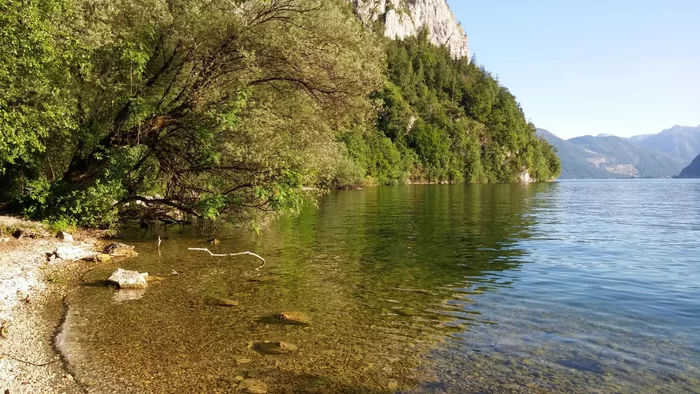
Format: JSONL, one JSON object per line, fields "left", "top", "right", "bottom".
{"left": 345, "top": 30, "right": 561, "bottom": 185}
{"left": 0, "top": 1, "right": 559, "bottom": 228}
{"left": 1, "top": 0, "right": 384, "bottom": 227}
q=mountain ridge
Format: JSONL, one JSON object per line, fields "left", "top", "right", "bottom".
{"left": 539, "top": 126, "right": 698, "bottom": 179}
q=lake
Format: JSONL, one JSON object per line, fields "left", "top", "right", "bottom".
{"left": 57, "top": 180, "right": 700, "bottom": 393}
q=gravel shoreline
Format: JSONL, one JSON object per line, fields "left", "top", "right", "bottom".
{"left": 0, "top": 216, "right": 100, "bottom": 393}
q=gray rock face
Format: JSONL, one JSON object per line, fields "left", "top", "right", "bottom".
{"left": 107, "top": 268, "right": 148, "bottom": 290}
{"left": 351, "top": 0, "right": 469, "bottom": 59}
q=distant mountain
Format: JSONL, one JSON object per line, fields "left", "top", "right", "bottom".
{"left": 630, "top": 125, "right": 700, "bottom": 164}
{"left": 676, "top": 154, "right": 700, "bottom": 178}
{"left": 536, "top": 129, "right": 622, "bottom": 179}
{"left": 537, "top": 127, "right": 691, "bottom": 179}
{"left": 568, "top": 135, "right": 686, "bottom": 178}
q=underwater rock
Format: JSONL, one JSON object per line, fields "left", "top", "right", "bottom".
{"left": 236, "top": 378, "right": 268, "bottom": 393}
{"left": 275, "top": 311, "right": 312, "bottom": 325}
{"left": 107, "top": 268, "right": 148, "bottom": 290}
{"left": 103, "top": 243, "right": 139, "bottom": 258}
{"left": 206, "top": 297, "right": 240, "bottom": 307}
{"left": 253, "top": 341, "right": 298, "bottom": 355}
{"left": 208, "top": 238, "right": 221, "bottom": 245}
{"left": 84, "top": 253, "right": 112, "bottom": 263}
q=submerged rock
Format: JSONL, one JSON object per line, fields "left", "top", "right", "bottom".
{"left": 84, "top": 253, "right": 112, "bottom": 263}
{"left": 236, "top": 378, "right": 268, "bottom": 393}
{"left": 206, "top": 297, "right": 240, "bottom": 307}
{"left": 275, "top": 311, "right": 312, "bottom": 325}
{"left": 107, "top": 268, "right": 148, "bottom": 290}
{"left": 208, "top": 238, "right": 221, "bottom": 245}
{"left": 103, "top": 243, "right": 139, "bottom": 258}
{"left": 253, "top": 341, "right": 298, "bottom": 355}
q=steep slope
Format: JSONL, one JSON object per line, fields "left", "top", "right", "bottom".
{"left": 676, "top": 154, "right": 700, "bottom": 178}
{"left": 536, "top": 129, "right": 621, "bottom": 179}
{"left": 629, "top": 125, "right": 700, "bottom": 164}
{"left": 351, "top": 0, "right": 469, "bottom": 58}
{"left": 568, "top": 135, "right": 686, "bottom": 178}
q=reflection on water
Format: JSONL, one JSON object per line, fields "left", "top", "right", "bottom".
{"left": 57, "top": 182, "right": 700, "bottom": 393}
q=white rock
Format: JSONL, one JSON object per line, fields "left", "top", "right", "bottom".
{"left": 107, "top": 268, "right": 148, "bottom": 290}
{"left": 352, "top": 0, "right": 469, "bottom": 59}
{"left": 55, "top": 246, "right": 95, "bottom": 261}
{"left": 56, "top": 231, "right": 74, "bottom": 242}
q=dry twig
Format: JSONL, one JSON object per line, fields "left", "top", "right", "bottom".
{"left": 187, "top": 248, "right": 266, "bottom": 271}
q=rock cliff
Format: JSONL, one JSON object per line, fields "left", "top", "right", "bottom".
{"left": 351, "top": 0, "right": 469, "bottom": 59}
{"left": 677, "top": 154, "right": 700, "bottom": 178}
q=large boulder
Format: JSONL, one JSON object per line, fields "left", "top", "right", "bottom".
{"left": 103, "top": 243, "right": 139, "bottom": 258}
{"left": 107, "top": 268, "right": 148, "bottom": 290}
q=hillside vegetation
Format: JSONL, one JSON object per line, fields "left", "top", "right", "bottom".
{"left": 0, "top": 0, "right": 559, "bottom": 228}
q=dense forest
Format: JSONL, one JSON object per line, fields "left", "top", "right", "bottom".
{"left": 0, "top": 0, "right": 559, "bottom": 228}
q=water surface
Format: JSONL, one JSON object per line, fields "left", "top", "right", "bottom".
{"left": 58, "top": 180, "right": 700, "bottom": 393}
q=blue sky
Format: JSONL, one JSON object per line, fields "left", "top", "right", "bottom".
{"left": 447, "top": 0, "right": 700, "bottom": 139}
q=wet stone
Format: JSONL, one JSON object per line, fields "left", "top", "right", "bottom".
{"left": 103, "top": 242, "right": 139, "bottom": 257}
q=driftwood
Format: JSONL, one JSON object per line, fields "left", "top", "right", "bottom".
{"left": 187, "top": 248, "right": 266, "bottom": 271}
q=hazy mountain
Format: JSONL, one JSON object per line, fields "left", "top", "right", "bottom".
{"left": 676, "top": 154, "right": 700, "bottom": 178}
{"left": 629, "top": 125, "right": 700, "bottom": 164}
{"left": 536, "top": 129, "right": 622, "bottom": 179}
{"left": 538, "top": 128, "right": 690, "bottom": 179}
{"left": 567, "top": 135, "right": 686, "bottom": 178}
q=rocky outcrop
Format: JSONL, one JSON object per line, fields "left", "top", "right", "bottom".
{"left": 677, "top": 154, "right": 700, "bottom": 178}
{"left": 351, "top": 0, "right": 469, "bottom": 59}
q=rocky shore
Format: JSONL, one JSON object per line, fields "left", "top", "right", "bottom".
{"left": 0, "top": 216, "right": 102, "bottom": 393}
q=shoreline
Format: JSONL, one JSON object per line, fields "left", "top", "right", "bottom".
{"left": 0, "top": 216, "right": 102, "bottom": 393}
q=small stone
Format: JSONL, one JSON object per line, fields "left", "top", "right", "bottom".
{"left": 235, "top": 358, "right": 252, "bottom": 364}
{"left": 107, "top": 268, "right": 148, "bottom": 290}
{"left": 171, "top": 270, "right": 179, "bottom": 276}
{"left": 0, "top": 237, "right": 10, "bottom": 242}
{"left": 208, "top": 238, "right": 221, "bottom": 245}
{"left": 236, "top": 379, "right": 268, "bottom": 394}
{"left": 56, "top": 231, "right": 73, "bottom": 242}
{"left": 233, "top": 375, "right": 245, "bottom": 383}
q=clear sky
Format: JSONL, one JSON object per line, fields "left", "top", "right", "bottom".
{"left": 447, "top": 0, "right": 700, "bottom": 139}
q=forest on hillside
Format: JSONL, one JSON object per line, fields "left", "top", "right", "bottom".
{"left": 0, "top": 0, "right": 560, "bottom": 228}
